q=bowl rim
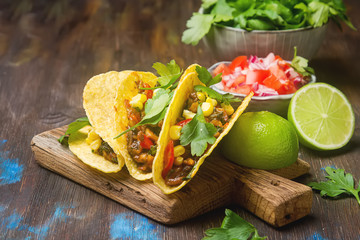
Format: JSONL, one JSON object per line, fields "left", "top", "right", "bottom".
{"left": 208, "top": 61, "right": 317, "bottom": 101}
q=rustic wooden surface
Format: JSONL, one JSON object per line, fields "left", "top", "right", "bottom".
{"left": 31, "top": 127, "right": 312, "bottom": 227}
{"left": 0, "top": 0, "right": 359, "bottom": 239}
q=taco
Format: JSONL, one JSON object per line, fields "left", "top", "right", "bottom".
{"left": 153, "top": 69, "right": 253, "bottom": 194}
{"left": 113, "top": 65, "right": 198, "bottom": 180}
{"left": 68, "top": 71, "right": 132, "bottom": 173}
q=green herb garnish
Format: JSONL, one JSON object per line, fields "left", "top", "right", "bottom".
{"left": 203, "top": 209, "right": 267, "bottom": 240}
{"left": 140, "top": 60, "right": 183, "bottom": 90}
{"left": 196, "top": 65, "right": 222, "bottom": 87}
{"left": 58, "top": 117, "right": 91, "bottom": 145}
{"left": 182, "top": 0, "right": 356, "bottom": 46}
{"left": 180, "top": 106, "right": 217, "bottom": 156}
{"left": 114, "top": 89, "right": 172, "bottom": 139}
{"left": 291, "top": 47, "right": 315, "bottom": 77}
{"left": 308, "top": 167, "right": 360, "bottom": 206}
{"left": 194, "top": 66, "right": 241, "bottom": 104}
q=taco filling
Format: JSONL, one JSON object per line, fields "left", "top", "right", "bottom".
{"left": 85, "top": 127, "right": 118, "bottom": 164}
{"left": 123, "top": 81, "right": 161, "bottom": 173}
{"left": 162, "top": 89, "right": 235, "bottom": 186}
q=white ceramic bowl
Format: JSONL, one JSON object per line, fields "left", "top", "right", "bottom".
{"left": 208, "top": 61, "right": 317, "bottom": 118}
{"left": 202, "top": 16, "right": 328, "bottom": 61}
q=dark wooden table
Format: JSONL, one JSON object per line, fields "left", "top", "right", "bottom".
{"left": 1, "top": 0, "right": 359, "bottom": 239}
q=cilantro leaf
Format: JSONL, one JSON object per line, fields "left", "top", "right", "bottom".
{"left": 201, "top": 0, "right": 218, "bottom": 9}
{"left": 194, "top": 85, "right": 241, "bottom": 104}
{"left": 203, "top": 209, "right": 267, "bottom": 240}
{"left": 58, "top": 117, "right": 91, "bottom": 145}
{"left": 291, "top": 47, "right": 314, "bottom": 77}
{"left": 308, "top": 1, "right": 330, "bottom": 28}
{"left": 211, "top": 0, "right": 235, "bottom": 22}
{"left": 152, "top": 60, "right": 182, "bottom": 87}
{"left": 308, "top": 167, "right": 360, "bottom": 206}
{"left": 196, "top": 66, "right": 222, "bottom": 87}
{"left": 180, "top": 106, "right": 217, "bottom": 157}
{"left": 114, "top": 90, "right": 172, "bottom": 139}
{"left": 182, "top": 13, "right": 214, "bottom": 46}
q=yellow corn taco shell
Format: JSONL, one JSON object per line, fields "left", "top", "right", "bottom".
{"left": 114, "top": 71, "right": 158, "bottom": 181}
{"left": 82, "top": 71, "right": 132, "bottom": 172}
{"left": 112, "top": 64, "right": 198, "bottom": 181}
{"left": 69, "top": 126, "right": 121, "bottom": 173}
{"left": 153, "top": 71, "right": 253, "bottom": 194}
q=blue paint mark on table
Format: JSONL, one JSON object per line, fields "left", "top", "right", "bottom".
{"left": 0, "top": 203, "right": 78, "bottom": 240}
{"left": 306, "top": 232, "right": 328, "bottom": 240}
{"left": 110, "top": 212, "right": 162, "bottom": 240}
{"left": 0, "top": 139, "right": 24, "bottom": 185}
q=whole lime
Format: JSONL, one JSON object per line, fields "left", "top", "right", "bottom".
{"left": 221, "top": 111, "right": 299, "bottom": 170}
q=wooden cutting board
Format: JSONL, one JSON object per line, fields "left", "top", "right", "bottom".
{"left": 31, "top": 126, "right": 312, "bottom": 227}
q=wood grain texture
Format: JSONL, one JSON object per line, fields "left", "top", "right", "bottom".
{"left": 0, "top": 0, "right": 359, "bottom": 239}
{"left": 32, "top": 127, "right": 312, "bottom": 226}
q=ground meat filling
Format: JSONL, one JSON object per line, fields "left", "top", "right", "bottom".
{"left": 94, "top": 141, "right": 118, "bottom": 164}
{"left": 124, "top": 83, "right": 160, "bottom": 173}
{"left": 164, "top": 90, "right": 233, "bottom": 186}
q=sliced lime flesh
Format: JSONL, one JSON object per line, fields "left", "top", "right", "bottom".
{"left": 288, "top": 83, "right": 355, "bottom": 150}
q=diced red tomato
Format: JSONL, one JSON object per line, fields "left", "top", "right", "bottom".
{"left": 142, "top": 83, "right": 153, "bottom": 101}
{"left": 235, "top": 85, "right": 252, "bottom": 95}
{"left": 278, "top": 80, "right": 297, "bottom": 95}
{"left": 262, "top": 74, "right": 282, "bottom": 91}
{"left": 162, "top": 140, "right": 174, "bottom": 178}
{"left": 229, "top": 56, "right": 248, "bottom": 71}
{"left": 246, "top": 70, "right": 270, "bottom": 85}
{"left": 140, "top": 135, "right": 153, "bottom": 150}
{"left": 212, "top": 53, "right": 308, "bottom": 97}
{"left": 177, "top": 119, "right": 192, "bottom": 127}
{"left": 213, "top": 63, "right": 231, "bottom": 76}
{"left": 269, "top": 63, "right": 287, "bottom": 80}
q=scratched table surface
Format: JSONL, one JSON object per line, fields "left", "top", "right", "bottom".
{"left": 0, "top": 0, "right": 359, "bottom": 239}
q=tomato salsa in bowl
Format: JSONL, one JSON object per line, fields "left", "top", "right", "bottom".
{"left": 209, "top": 53, "right": 316, "bottom": 117}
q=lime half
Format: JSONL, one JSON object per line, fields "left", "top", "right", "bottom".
{"left": 288, "top": 83, "right": 355, "bottom": 150}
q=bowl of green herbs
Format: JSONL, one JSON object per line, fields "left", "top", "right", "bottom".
{"left": 182, "top": 0, "right": 356, "bottom": 60}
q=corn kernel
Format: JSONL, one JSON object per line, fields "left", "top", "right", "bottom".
{"left": 130, "top": 94, "right": 147, "bottom": 110}
{"left": 196, "top": 92, "right": 206, "bottom": 102}
{"left": 202, "top": 102, "right": 214, "bottom": 117}
{"left": 174, "top": 157, "right": 184, "bottom": 166}
{"left": 174, "top": 145, "right": 185, "bottom": 157}
{"left": 183, "top": 110, "right": 196, "bottom": 119}
{"left": 130, "top": 101, "right": 143, "bottom": 110}
{"left": 221, "top": 103, "right": 234, "bottom": 116}
{"left": 206, "top": 97, "right": 217, "bottom": 107}
{"left": 86, "top": 129, "right": 100, "bottom": 145}
{"left": 133, "top": 93, "right": 147, "bottom": 103}
{"left": 90, "top": 139, "right": 102, "bottom": 151}
{"left": 170, "top": 125, "right": 182, "bottom": 140}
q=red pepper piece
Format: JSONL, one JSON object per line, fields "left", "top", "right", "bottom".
{"left": 162, "top": 140, "right": 174, "bottom": 179}
{"left": 140, "top": 135, "right": 154, "bottom": 150}
{"left": 177, "top": 119, "right": 192, "bottom": 127}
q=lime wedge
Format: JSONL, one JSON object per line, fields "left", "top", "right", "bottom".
{"left": 288, "top": 83, "right": 355, "bottom": 150}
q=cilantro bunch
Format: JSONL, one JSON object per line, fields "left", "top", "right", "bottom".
{"left": 182, "top": 0, "right": 356, "bottom": 46}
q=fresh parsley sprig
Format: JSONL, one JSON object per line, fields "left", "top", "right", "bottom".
{"left": 195, "top": 66, "right": 241, "bottom": 104}
{"left": 291, "top": 47, "right": 315, "bottom": 77}
{"left": 308, "top": 167, "right": 360, "bottom": 206}
{"left": 180, "top": 106, "right": 217, "bottom": 157}
{"left": 114, "top": 89, "right": 172, "bottom": 139}
{"left": 140, "top": 60, "right": 183, "bottom": 90}
{"left": 203, "top": 209, "right": 267, "bottom": 240}
{"left": 58, "top": 117, "right": 91, "bottom": 146}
